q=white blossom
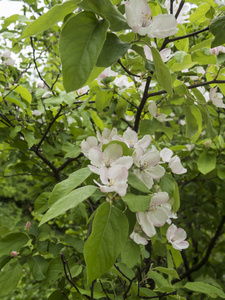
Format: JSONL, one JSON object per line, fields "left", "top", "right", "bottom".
{"left": 133, "top": 146, "right": 165, "bottom": 189}
{"left": 166, "top": 224, "right": 189, "bottom": 250}
{"left": 113, "top": 128, "right": 152, "bottom": 150}
{"left": 125, "top": 0, "right": 178, "bottom": 38}
{"left": 94, "top": 165, "right": 129, "bottom": 197}
{"left": 88, "top": 143, "right": 133, "bottom": 175}
{"left": 209, "top": 87, "right": 225, "bottom": 108}
{"left": 160, "top": 148, "right": 187, "bottom": 174}
{"left": 137, "top": 192, "right": 171, "bottom": 237}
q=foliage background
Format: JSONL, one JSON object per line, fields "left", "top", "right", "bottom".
{"left": 0, "top": 0, "right": 225, "bottom": 299}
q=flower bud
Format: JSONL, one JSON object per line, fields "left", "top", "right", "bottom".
{"left": 204, "top": 140, "right": 212, "bottom": 148}
{"left": 11, "top": 251, "right": 18, "bottom": 257}
{"left": 26, "top": 221, "right": 31, "bottom": 229}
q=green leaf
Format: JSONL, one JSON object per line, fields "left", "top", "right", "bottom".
{"left": 22, "top": 130, "right": 36, "bottom": 148}
{"left": 59, "top": 12, "right": 109, "bottom": 92}
{"left": 170, "top": 54, "right": 196, "bottom": 72}
{"left": 96, "top": 32, "right": 130, "bottom": 67}
{"left": 84, "top": 202, "right": 129, "bottom": 283}
{"left": 191, "top": 50, "right": 217, "bottom": 65}
{"left": 184, "top": 282, "right": 225, "bottom": 298}
{"left": 0, "top": 263, "right": 22, "bottom": 297}
{"left": 210, "top": 16, "right": 225, "bottom": 47}
{"left": 79, "top": 0, "right": 129, "bottom": 31}
{"left": 40, "top": 186, "right": 97, "bottom": 225}
{"left": 0, "top": 233, "right": 29, "bottom": 256}
{"left": 172, "top": 182, "right": 180, "bottom": 213}
{"left": 189, "top": 38, "right": 214, "bottom": 52}
{"left": 127, "top": 172, "right": 150, "bottom": 193}
{"left": 151, "top": 47, "right": 173, "bottom": 97}
{"left": 189, "top": 3, "right": 210, "bottom": 23}
{"left": 90, "top": 110, "right": 105, "bottom": 130}
{"left": 154, "top": 267, "right": 180, "bottom": 279}
{"left": 48, "top": 167, "right": 92, "bottom": 206}
{"left": 160, "top": 174, "right": 176, "bottom": 198}
{"left": 121, "top": 240, "right": 140, "bottom": 268}
{"left": 170, "top": 247, "right": 182, "bottom": 268}
{"left": 199, "top": 106, "right": 217, "bottom": 139}
{"left": 122, "top": 193, "right": 151, "bottom": 212}
{"left": 95, "top": 90, "right": 113, "bottom": 113}
{"left": 12, "top": 86, "right": 32, "bottom": 104}
{"left": 102, "top": 140, "right": 133, "bottom": 156}
{"left": 27, "top": 255, "right": 48, "bottom": 281}
{"left": 147, "top": 270, "right": 170, "bottom": 287}
{"left": 197, "top": 151, "right": 216, "bottom": 174}
{"left": 189, "top": 105, "right": 202, "bottom": 142}
{"left": 217, "top": 164, "right": 225, "bottom": 179}
{"left": 183, "top": 106, "right": 199, "bottom": 138}
{"left": 21, "top": 0, "right": 81, "bottom": 38}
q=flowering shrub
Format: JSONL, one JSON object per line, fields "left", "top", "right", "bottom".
{"left": 1, "top": 0, "right": 225, "bottom": 298}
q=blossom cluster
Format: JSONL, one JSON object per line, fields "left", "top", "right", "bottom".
{"left": 81, "top": 128, "right": 189, "bottom": 251}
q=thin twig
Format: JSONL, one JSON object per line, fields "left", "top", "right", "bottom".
{"left": 36, "top": 104, "right": 63, "bottom": 149}
{"left": 147, "top": 79, "right": 225, "bottom": 99}
{"left": 134, "top": 75, "right": 152, "bottom": 132}
{"left": 99, "top": 280, "right": 111, "bottom": 300}
{"left": 118, "top": 59, "right": 141, "bottom": 78}
{"left": 175, "top": 0, "right": 185, "bottom": 19}
{"left": 60, "top": 253, "right": 81, "bottom": 294}
{"left": 30, "top": 37, "right": 54, "bottom": 95}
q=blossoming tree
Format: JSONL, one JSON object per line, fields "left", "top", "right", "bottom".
{"left": 0, "top": 0, "right": 225, "bottom": 299}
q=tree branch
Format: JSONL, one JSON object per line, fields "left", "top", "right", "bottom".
{"left": 175, "top": 0, "right": 185, "bottom": 19}
{"left": 118, "top": 59, "right": 141, "bottom": 78}
{"left": 30, "top": 37, "right": 55, "bottom": 95}
{"left": 36, "top": 104, "right": 63, "bottom": 150}
{"left": 147, "top": 79, "right": 225, "bottom": 99}
{"left": 134, "top": 76, "right": 152, "bottom": 132}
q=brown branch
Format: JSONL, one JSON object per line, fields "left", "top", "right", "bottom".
{"left": 31, "top": 146, "right": 61, "bottom": 181}
{"left": 147, "top": 79, "right": 225, "bottom": 99}
{"left": 118, "top": 59, "right": 141, "bottom": 78}
{"left": 99, "top": 280, "right": 111, "bottom": 300}
{"left": 60, "top": 253, "right": 82, "bottom": 295}
{"left": 57, "top": 155, "right": 83, "bottom": 173}
{"left": 30, "top": 37, "right": 54, "bottom": 95}
{"left": 36, "top": 104, "right": 63, "bottom": 150}
{"left": 172, "top": 215, "right": 225, "bottom": 284}
{"left": 134, "top": 75, "right": 152, "bottom": 132}
{"left": 175, "top": 0, "right": 185, "bottom": 19}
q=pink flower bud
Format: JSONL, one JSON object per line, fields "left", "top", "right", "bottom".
{"left": 26, "top": 221, "right": 31, "bottom": 229}
{"left": 11, "top": 251, "right": 18, "bottom": 257}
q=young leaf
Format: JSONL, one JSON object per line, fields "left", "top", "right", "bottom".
{"left": 21, "top": 0, "right": 81, "bottom": 38}
{"left": 59, "top": 12, "right": 109, "bottom": 92}
{"left": 96, "top": 32, "right": 130, "bottom": 67}
{"left": 154, "top": 267, "right": 180, "bottom": 279}
{"left": 151, "top": 47, "right": 173, "bottom": 97}
{"left": 127, "top": 172, "right": 150, "bottom": 193}
{"left": 79, "top": 0, "right": 129, "bottom": 31}
{"left": 40, "top": 186, "right": 97, "bottom": 225}
{"left": 84, "top": 202, "right": 129, "bottom": 283}
{"left": 197, "top": 151, "right": 216, "bottom": 174}
{"left": 48, "top": 167, "right": 92, "bottom": 206}
{"left": 122, "top": 193, "right": 151, "bottom": 212}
